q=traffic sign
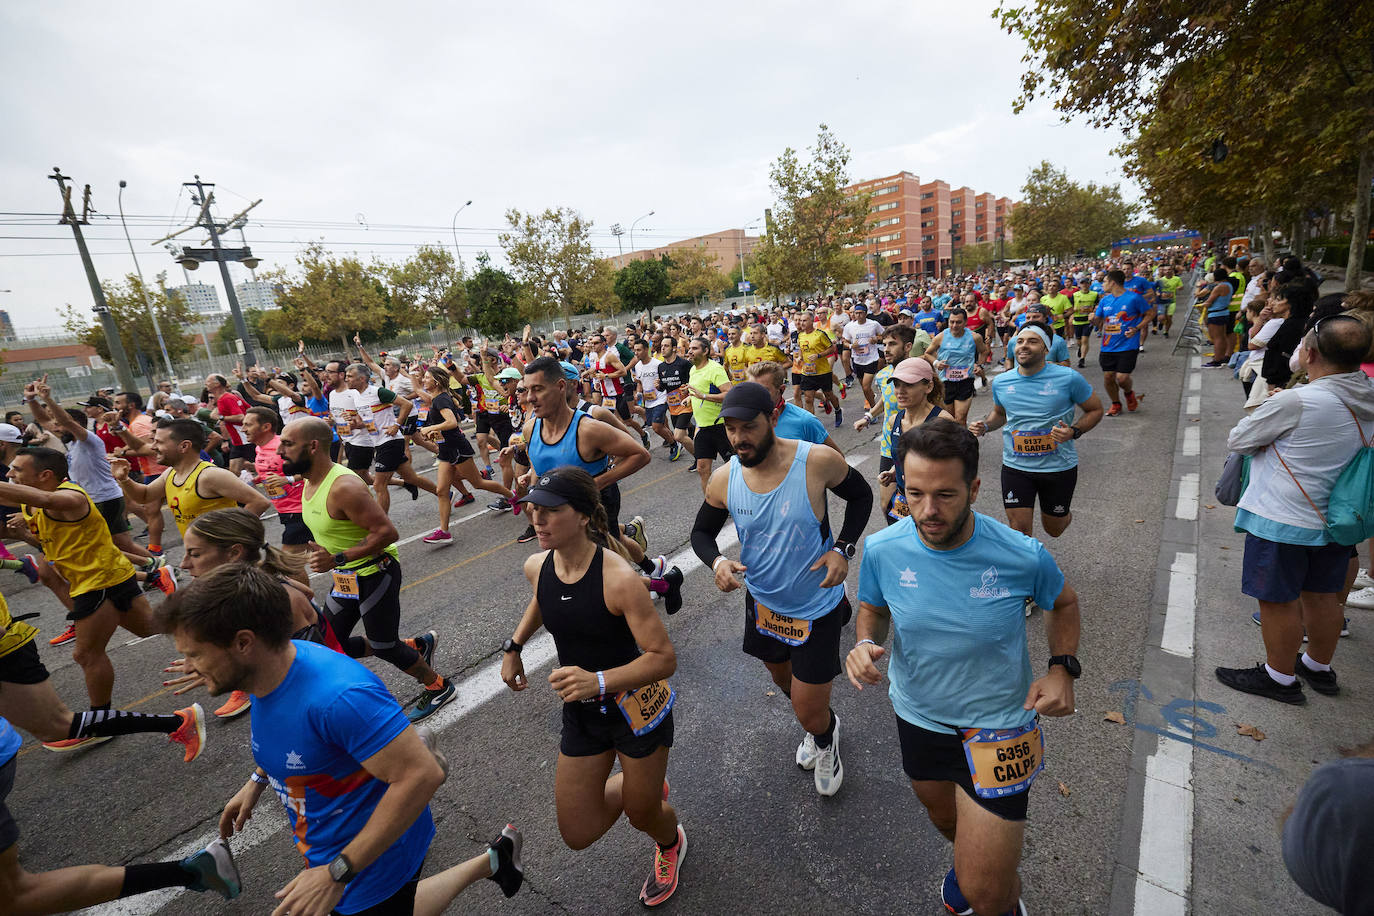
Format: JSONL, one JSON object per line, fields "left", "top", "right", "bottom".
{"left": 737, "top": 281, "right": 752, "bottom": 293}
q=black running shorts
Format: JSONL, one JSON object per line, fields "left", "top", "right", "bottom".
{"left": 560, "top": 701, "right": 674, "bottom": 758}
{"left": 693, "top": 423, "right": 733, "bottom": 462}
{"left": 1098, "top": 350, "right": 1139, "bottom": 374}
{"left": 95, "top": 496, "right": 131, "bottom": 536}
{"left": 798, "top": 372, "right": 833, "bottom": 393}
{"left": 344, "top": 443, "right": 375, "bottom": 472}
{"left": 895, "top": 716, "right": 1031, "bottom": 821}
{"left": 0, "top": 639, "right": 49, "bottom": 686}
{"left": 1000, "top": 465, "right": 1078, "bottom": 517}
{"left": 371, "top": 439, "right": 409, "bottom": 474}
{"left": 943, "top": 378, "right": 976, "bottom": 403}
{"left": 742, "top": 592, "right": 851, "bottom": 685}
{"left": 70, "top": 575, "right": 142, "bottom": 622}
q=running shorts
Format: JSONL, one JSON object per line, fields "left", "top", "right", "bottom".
{"left": 561, "top": 699, "right": 674, "bottom": 758}
{"left": 799, "top": 372, "right": 833, "bottom": 393}
{"left": 1072, "top": 323, "right": 1092, "bottom": 339}
{"left": 853, "top": 359, "right": 882, "bottom": 378}
{"left": 322, "top": 558, "right": 419, "bottom": 671}
{"left": 371, "top": 439, "right": 408, "bottom": 474}
{"left": 895, "top": 716, "right": 1030, "bottom": 821}
{"left": 279, "top": 512, "right": 311, "bottom": 546}
{"left": 644, "top": 403, "right": 668, "bottom": 426}
{"left": 693, "top": 423, "right": 733, "bottom": 462}
{"left": 1098, "top": 351, "right": 1139, "bottom": 374}
{"left": 1000, "top": 465, "right": 1077, "bottom": 517}
{"left": 943, "top": 378, "right": 976, "bottom": 403}
{"left": 475, "top": 412, "right": 514, "bottom": 447}
{"left": 741, "top": 592, "right": 851, "bottom": 685}
{"left": 70, "top": 575, "right": 142, "bottom": 622}
{"left": 670, "top": 411, "right": 693, "bottom": 432}
{"left": 95, "top": 496, "right": 131, "bottom": 536}
{"left": 344, "top": 443, "right": 375, "bottom": 472}
{"left": 1241, "top": 535, "right": 1351, "bottom": 603}
{"left": 229, "top": 443, "right": 256, "bottom": 462}
{"left": 0, "top": 639, "right": 49, "bottom": 686}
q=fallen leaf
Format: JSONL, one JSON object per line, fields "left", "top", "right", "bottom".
{"left": 1220, "top": 546, "right": 1230, "bottom": 550}
{"left": 1134, "top": 519, "right": 1145, "bottom": 523}
{"left": 1190, "top": 418, "right": 1201, "bottom": 422}
{"left": 1205, "top": 504, "right": 1216, "bottom": 509}
{"left": 1058, "top": 781, "right": 1071, "bottom": 797}
{"left": 1236, "top": 723, "right": 1266, "bottom": 741}
{"left": 1103, "top": 711, "right": 1126, "bottom": 724}
{"left": 764, "top": 690, "right": 776, "bottom": 697}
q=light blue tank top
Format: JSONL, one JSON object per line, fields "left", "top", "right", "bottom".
{"left": 727, "top": 440, "right": 843, "bottom": 621}
{"left": 529, "top": 410, "right": 610, "bottom": 477}
{"left": 939, "top": 328, "right": 978, "bottom": 381}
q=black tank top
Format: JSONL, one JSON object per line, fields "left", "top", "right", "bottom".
{"left": 537, "top": 547, "right": 640, "bottom": 679}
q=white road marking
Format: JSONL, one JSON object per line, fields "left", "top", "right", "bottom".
{"left": 306, "top": 506, "right": 495, "bottom": 580}
{"left": 1181, "top": 427, "right": 1199, "bottom": 458}
{"left": 1133, "top": 736, "right": 1194, "bottom": 915}
{"left": 1188, "top": 373, "right": 1200, "bottom": 393}
{"left": 1161, "top": 552, "right": 1195, "bottom": 658}
{"left": 1174, "top": 473, "right": 1198, "bottom": 521}
{"left": 1184, "top": 395, "right": 1201, "bottom": 416}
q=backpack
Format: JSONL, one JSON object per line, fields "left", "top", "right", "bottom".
{"left": 1274, "top": 406, "right": 1374, "bottom": 546}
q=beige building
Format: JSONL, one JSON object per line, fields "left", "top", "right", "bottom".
{"left": 608, "top": 228, "right": 760, "bottom": 276}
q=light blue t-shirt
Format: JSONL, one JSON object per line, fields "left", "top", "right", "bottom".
{"left": 1095, "top": 291, "right": 1151, "bottom": 352}
{"left": 936, "top": 328, "right": 978, "bottom": 382}
{"left": 932, "top": 293, "right": 952, "bottom": 310}
{"left": 774, "top": 402, "right": 830, "bottom": 446}
{"left": 67, "top": 429, "right": 124, "bottom": 502}
{"left": 251, "top": 641, "right": 434, "bottom": 914}
{"left": 0, "top": 715, "right": 20, "bottom": 766}
{"left": 858, "top": 513, "right": 1065, "bottom": 734}
{"left": 991, "top": 364, "right": 1094, "bottom": 472}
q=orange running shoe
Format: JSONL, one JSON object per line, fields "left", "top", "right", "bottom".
{"left": 640, "top": 825, "right": 687, "bottom": 907}
{"left": 49, "top": 623, "right": 76, "bottom": 646}
{"left": 169, "top": 703, "right": 207, "bottom": 762}
{"left": 1107, "top": 402, "right": 1123, "bottom": 417}
{"left": 42, "top": 735, "right": 112, "bottom": 752}
{"left": 1125, "top": 391, "right": 1141, "bottom": 412}
{"left": 214, "top": 690, "right": 251, "bottom": 719}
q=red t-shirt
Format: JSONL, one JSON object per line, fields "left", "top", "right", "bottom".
{"left": 93, "top": 423, "right": 123, "bottom": 454}
{"left": 216, "top": 392, "right": 251, "bottom": 447}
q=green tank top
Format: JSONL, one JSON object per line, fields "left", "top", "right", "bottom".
{"left": 301, "top": 463, "right": 398, "bottom": 575}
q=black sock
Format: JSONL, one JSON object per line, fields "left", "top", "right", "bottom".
{"left": 636, "top": 556, "right": 655, "bottom": 574}
{"left": 813, "top": 709, "right": 837, "bottom": 749}
{"left": 70, "top": 709, "right": 182, "bottom": 739}
{"left": 345, "top": 635, "right": 369, "bottom": 658}
{"left": 119, "top": 861, "right": 195, "bottom": 898}
{"left": 405, "top": 482, "right": 420, "bottom": 499}
{"left": 657, "top": 832, "right": 680, "bottom": 852}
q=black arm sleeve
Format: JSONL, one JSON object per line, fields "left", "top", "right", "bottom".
{"left": 691, "top": 501, "right": 730, "bottom": 567}
{"left": 828, "top": 466, "right": 874, "bottom": 546}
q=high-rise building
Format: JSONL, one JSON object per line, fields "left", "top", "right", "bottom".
{"left": 843, "top": 171, "right": 1015, "bottom": 279}
{"left": 233, "top": 280, "right": 281, "bottom": 311}
{"left": 608, "top": 228, "right": 759, "bottom": 275}
{"left": 170, "top": 282, "right": 223, "bottom": 316}
{"left": 0, "top": 310, "right": 15, "bottom": 341}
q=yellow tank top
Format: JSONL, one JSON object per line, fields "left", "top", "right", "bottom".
{"left": 723, "top": 345, "right": 750, "bottom": 382}
{"left": 0, "top": 593, "right": 37, "bottom": 660}
{"left": 22, "top": 482, "right": 135, "bottom": 597}
{"left": 798, "top": 330, "right": 833, "bottom": 376}
{"left": 165, "top": 461, "right": 237, "bottom": 537}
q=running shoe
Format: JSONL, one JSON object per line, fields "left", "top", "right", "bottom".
{"left": 822, "top": 399, "right": 832, "bottom": 414}
{"left": 42, "top": 735, "right": 112, "bottom": 752}
{"left": 487, "top": 824, "right": 524, "bottom": 898}
{"left": 170, "top": 703, "right": 207, "bottom": 762}
{"left": 941, "top": 867, "right": 973, "bottom": 915}
{"left": 422, "top": 528, "right": 453, "bottom": 544}
{"left": 408, "top": 679, "right": 456, "bottom": 721}
{"left": 663, "top": 566, "right": 684, "bottom": 615}
{"left": 1294, "top": 654, "right": 1339, "bottom": 696}
{"left": 181, "top": 837, "right": 241, "bottom": 900}
{"left": 648, "top": 555, "right": 668, "bottom": 580}
{"left": 49, "top": 623, "right": 76, "bottom": 646}
{"left": 482, "top": 465, "right": 496, "bottom": 480}
{"left": 1214, "top": 663, "right": 1306, "bottom": 704}
{"left": 1107, "top": 402, "right": 1122, "bottom": 417}
{"left": 796, "top": 732, "right": 819, "bottom": 771}
{"left": 813, "top": 717, "right": 842, "bottom": 796}
{"left": 839, "top": 379, "right": 848, "bottom": 399}
{"left": 1078, "top": 358, "right": 1086, "bottom": 368}
{"left": 416, "top": 724, "right": 449, "bottom": 781}
{"left": 834, "top": 406, "right": 843, "bottom": 429}
{"left": 625, "top": 515, "right": 649, "bottom": 554}
{"left": 412, "top": 630, "right": 438, "bottom": 669}
{"left": 1202, "top": 361, "right": 1227, "bottom": 369}
{"left": 1125, "top": 391, "right": 1140, "bottom": 412}
{"left": 151, "top": 567, "right": 178, "bottom": 596}
{"left": 640, "top": 429, "right": 651, "bottom": 449}
{"left": 16, "top": 555, "right": 39, "bottom": 584}
{"left": 1355, "top": 568, "right": 1374, "bottom": 590}
{"left": 404, "top": 482, "right": 420, "bottom": 500}
{"left": 517, "top": 524, "right": 538, "bottom": 544}
{"left": 1346, "top": 586, "right": 1374, "bottom": 609}
{"left": 453, "top": 493, "right": 476, "bottom": 507}
{"left": 487, "top": 498, "right": 512, "bottom": 512}
{"left": 639, "top": 824, "right": 687, "bottom": 908}
{"left": 669, "top": 442, "right": 683, "bottom": 462}
{"left": 214, "top": 690, "right": 251, "bottom": 720}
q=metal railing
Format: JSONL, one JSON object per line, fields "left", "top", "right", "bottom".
{"left": 1171, "top": 269, "right": 1206, "bottom": 355}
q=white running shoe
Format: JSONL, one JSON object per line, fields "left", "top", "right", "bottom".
{"left": 813, "top": 716, "right": 843, "bottom": 796}
{"left": 1346, "top": 586, "right": 1374, "bottom": 610}
{"left": 1354, "top": 568, "right": 1374, "bottom": 590}
{"left": 796, "top": 732, "right": 819, "bottom": 771}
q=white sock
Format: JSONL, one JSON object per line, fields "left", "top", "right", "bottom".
{"left": 1264, "top": 663, "right": 1297, "bottom": 686}
{"left": 1301, "top": 652, "right": 1331, "bottom": 673}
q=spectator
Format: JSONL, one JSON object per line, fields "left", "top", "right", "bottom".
{"left": 1216, "top": 315, "right": 1374, "bottom": 703}
{"left": 1260, "top": 283, "right": 1316, "bottom": 390}
{"left": 1282, "top": 738, "right": 1374, "bottom": 914}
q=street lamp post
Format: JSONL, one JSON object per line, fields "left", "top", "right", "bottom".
{"left": 629, "top": 210, "right": 655, "bottom": 256}
{"left": 118, "top": 180, "right": 175, "bottom": 383}
{"left": 948, "top": 228, "right": 957, "bottom": 279}
{"left": 450, "top": 200, "right": 473, "bottom": 267}
{"left": 738, "top": 218, "right": 762, "bottom": 305}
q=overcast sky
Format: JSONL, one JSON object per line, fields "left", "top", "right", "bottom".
{"left": 0, "top": 1, "right": 1139, "bottom": 332}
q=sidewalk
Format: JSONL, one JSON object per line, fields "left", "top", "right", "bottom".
{"left": 1110, "top": 349, "right": 1369, "bottom": 915}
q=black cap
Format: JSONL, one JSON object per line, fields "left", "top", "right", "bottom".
{"left": 78, "top": 395, "right": 113, "bottom": 409}
{"left": 719, "top": 381, "right": 775, "bottom": 421}
{"left": 517, "top": 472, "right": 579, "bottom": 508}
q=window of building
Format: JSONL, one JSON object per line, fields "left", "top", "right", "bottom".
{"left": 922, "top": 234, "right": 934, "bottom": 242}
{"left": 921, "top": 191, "right": 934, "bottom": 199}
{"left": 976, "top": 201, "right": 986, "bottom": 209}
{"left": 951, "top": 197, "right": 962, "bottom": 205}
{"left": 923, "top": 248, "right": 935, "bottom": 256}
{"left": 872, "top": 231, "right": 902, "bottom": 243}
{"left": 872, "top": 185, "right": 897, "bottom": 197}
{"left": 952, "top": 210, "right": 962, "bottom": 218}
{"left": 881, "top": 248, "right": 901, "bottom": 258}
{"left": 873, "top": 216, "right": 901, "bottom": 228}
{"left": 920, "top": 206, "right": 933, "bottom": 214}
{"left": 873, "top": 201, "right": 898, "bottom": 212}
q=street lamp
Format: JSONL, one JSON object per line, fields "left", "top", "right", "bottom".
{"left": 629, "top": 210, "right": 655, "bottom": 256}
{"left": 948, "top": 228, "right": 957, "bottom": 279}
{"left": 738, "top": 218, "right": 762, "bottom": 303}
{"left": 118, "top": 180, "right": 175, "bottom": 383}
{"left": 450, "top": 200, "right": 473, "bottom": 264}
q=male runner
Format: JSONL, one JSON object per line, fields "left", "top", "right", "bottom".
{"left": 1041, "top": 278, "right": 1073, "bottom": 340}
{"left": 1155, "top": 263, "right": 1184, "bottom": 338}
{"left": 163, "top": 566, "right": 523, "bottom": 915}
{"left": 1070, "top": 277, "right": 1100, "bottom": 368}
{"left": 340, "top": 363, "right": 436, "bottom": 513}
{"left": 722, "top": 325, "right": 751, "bottom": 384}
{"left": 280, "top": 417, "right": 455, "bottom": 722}
{"left": 692, "top": 382, "right": 873, "bottom": 796}
{"left": 206, "top": 373, "right": 253, "bottom": 475}
{"left": 745, "top": 323, "right": 791, "bottom": 372}
{"left": 846, "top": 419, "right": 1080, "bottom": 916}
{"left": 924, "top": 308, "right": 990, "bottom": 426}
{"left": 843, "top": 302, "right": 886, "bottom": 410}
{"left": 243, "top": 406, "right": 309, "bottom": 557}
{"left": 794, "top": 312, "right": 842, "bottom": 425}
{"left": 656, "top": 337, "right": 696, "bottom": 463}
{"left": 631, "top": 338, "right": 674, "bottom": 454}
{"left": 1092, "top": 269, "right": 1154, "bottom": 416}
{"left": 686, "top": 337, "right": 734, "bottom": 493}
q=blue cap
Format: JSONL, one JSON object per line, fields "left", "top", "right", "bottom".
{"left": 558, "top": 361, "right": 580, "bottom": 382}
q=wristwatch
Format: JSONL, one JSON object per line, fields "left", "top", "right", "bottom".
{"left": 1071, "top": 425, "right": 1083, "bottom": 439}
{"left": 502, "top": 638, "right": 523, "bottom": 654}
{"left": 831, "top": 541, "right": 856, "bottom": 559}
{"left": 1048, "top": 655, "right": 1082, "bottom": 678}
{"left": 332, "top": 552, "right": 349, "bottom": 568}
{"left": 328, "top": 853, "right": 357, "bottom": 885}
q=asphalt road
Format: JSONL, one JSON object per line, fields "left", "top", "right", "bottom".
{"left": 7, "top": 342, "right": 1195, "bottom": 916}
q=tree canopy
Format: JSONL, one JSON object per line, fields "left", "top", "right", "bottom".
{"left": 664, "top": 245, "right": 727, "bottom": 304}
{"left": 614, "top": 258, "right": 671, "bottom": 316}
{"left": 386, "top": 244, "right": 467, "bottom": 335}
{"left": 257, "top": 243, "right": 393, "bottom": 352}
{"left": 62, "top": 271, "right": 197, "bottom": 374}
{"left": 499, "top": 207, "right": 599, "bottom": 330}
{"left": 1008, "top": 161, "right": 1137, "bottom": 260}
{"left": 466, "top": 253, "right": 522, "bottom": 338}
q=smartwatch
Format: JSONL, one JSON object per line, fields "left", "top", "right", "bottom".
{"left": 328, "top": 853, "right": 357, "bottom": 885}
{"left": 831, "top": 541, "right": 856, "bottom": 559}
{"left": 1070, "top": 425, "right": 1083, "bottom": 440}
{"left": 1048, "top": 655, "right": 1082, "bottom": 679}
{"left": 502, "top": 638, "right": 523, "bottom": 654}
{"left": 332, "top": 552, "right": 349, "bottom": 568}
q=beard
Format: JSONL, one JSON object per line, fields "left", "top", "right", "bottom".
{"left": 917, "top": 498, "right": 974, "bottom": 548}
{"left": 281, "top": 453, "right": 312, "bottom": 476}
{"left": 735, "top": 426, "right": 776, "bottom": 468}
{"left": 206, "top": 657, "right": 254, "bottom": 697}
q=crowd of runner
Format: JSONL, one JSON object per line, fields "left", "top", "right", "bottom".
{"left": 0, "top": 243, "right": 1370, "bottom": 915}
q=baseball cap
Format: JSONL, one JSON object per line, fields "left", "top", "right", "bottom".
{"left": 892, "top": 358, "right": 934, "bottom": 384}
{"left": 558, "top": 360, "right": 581, "bottom": 382}
{"left": 78, "top": 395, "right": 113, "bottom": 410}
{"left": 718, "top": 382, "right": 775, "bottom": 421}
{"left": 0, "top": 424, "right": 23, "bottom": 445}
{"left": 853, "top": 302, "right": 868, "bottom": 311}
{"left": 517, "top": 472, "right": 580, "bottom": 508}
{"left": 899, "top": 308, "right": 914, "bottom": 316}
{"left": 495, "top": 367, "right": 523, "bottom": 381}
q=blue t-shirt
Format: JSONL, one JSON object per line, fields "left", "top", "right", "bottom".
{"left": 251, "top": 641, "right": 434, "bottom": 914}
{"left": 1095, "top": 291, "right": 1151, "bottom": 352}
{"left": 1124, "top": 276, "right": 1157, "bottom": 301}
{"left": 0, "top": 715, "right": 20, "bottom": 766}
{"left": 305, "top": 394, "right": 340, "bottom": 442}
{"left": 1090, "top": 281, "right": 1104, "bottom": 293}
{"left": 774, "top": 402, "right": 830, "bottom": 446}
{"left": 858, "top": 513, "right": 1065, "bottom": 734}
{"left": 936, "top": 329, "right": 978, "bottom": 382}
{"left": 932, "top": 293, "right": 952, "bottom": 310}
{"left": 1206, "top": 281, "right": 1235, "bottom": 318}
{"left": 914, "top": 310, "right": 941, "bottom": 336}
{"left": 991, "top": 364, "right": 1093, "bottom": 472}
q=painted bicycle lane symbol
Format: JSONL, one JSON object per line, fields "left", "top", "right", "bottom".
{"left": 1109, "top": 679, "right": 1277, "bottom": 771}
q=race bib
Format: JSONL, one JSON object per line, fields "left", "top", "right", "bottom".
{"left": 364, "top": 420, "right": 378, "bottom": 434}
{"left": 416, "top": 406, "right": 429, "bottom": 421}
{"left": 330, "top": 569, "right": 360, "bottom": 599}
{"left": 961, "top": 721, "right": 1044, "bottom": 799}
{"left": 1011, "top": 428, "right": 1058, "bottom": 454}
{"left": 616, "top": 680, "right": 675, "bottom": 736}
{"left": 944, "top": 366, "right": 969, "bottom": 381}
{"left": 887, "top": 490, "right": 910, "bottom": 520}
{"left": 754, "top": 600, "right": 811, "bottom": 647}
{"left": 665, "top": 387, "right": 691, "bottom": 415}
{"left": 802, "top": 355, "right": 818, "bottom": 374}
{"left": 263, "top": 477, "right": 285, "bottom": 500}
{"left": 1103, "top": 319, "right": 1122, "bottom": 335}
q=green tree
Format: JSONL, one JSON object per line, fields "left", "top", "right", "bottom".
{"left": 996, "top": 0, "right": 1373, "bottom": 290}
{"left": 724, "top": 252, "right": 758, "bottom": 298}
{"left": 1008, "top": 162, "right": 1137, "bottom": 261}
{"left": 61, "top": 271, "right": 196, "bottom": 375}
{"left": 613, "top": 258, "right": 671, "bottom": 317}
{"left": 466, "top": 253, "right": 522, "bottom": 337}
{"left": 216, "top": 308, "right": 300, "bottom": 353}
{"left": 257, "top": 243, "right": 393, "bottom": 352}
{"left": 498, "top": 207, "right": 598, "bottom": 330}
{"left": 386, "top": 244, "right": 467, "bottom": 338}
{"left": 570, "top": 257, "right": 620, "bottom": 320}
{"left": 665, "top": 245, "right": 727, "bottom": 305}
{"left": 955, "top": 241, "right": 997, "bottom": 271}
{"left": 752, "top": 124, "right": 871, "bottom": 298}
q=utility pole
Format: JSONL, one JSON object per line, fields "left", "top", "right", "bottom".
{"left": 610, "top": 224, "right": 624, "bottom": 261}
{"left": 118, "top": 180, "right": 175, "bottom": 382}
{"left": 48, "top": 168, "right": 138, "bottom": 392}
